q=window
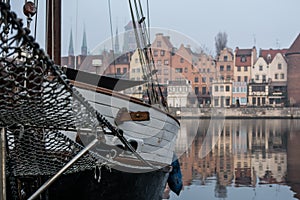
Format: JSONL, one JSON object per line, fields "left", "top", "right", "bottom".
{"left": 255, "top": 75, "right": 259, "bottom": 80}
{"left": 194, "top": 77, "right": 199, "bottom": 83}
{"left": 244, "top": 76, "right": 248, "bottom": 83}
{"left": 220, "top": 86, "right": 224, "bottom": 92}
{"left": 195, "top": 87, "right": 199, "bottom": 95}
{"left": 123, "top": 68, "right": 127, "bottom": 74}
{"left": 226, "top": 86, "right": 230, "bottom": 92}
{"left": 226, "top": 98, "right": 230, "bottom": 106}
{"left": 262, "top": 75, "right": 266, "bottom": 82}
{"left": 226, "top": 75, "right": 231, "bottom": 80}
{"left": 210, "top": 77, "right": 214, "bottom": 83}
{"left": 157, "top": 41, "right": 162, "bottom": 47}
{"left": 207, "top": 68, "right": 210, "bottom": 73}
{"left": 278, "top": 63, "right": 282, "bottom": 70}
{"left": 203, "top": 68, "right": 206, "bottom": 73}
{"left": 220, "top": 65, "right": 224, "bottom": 71}
{"left": 220, "top": 76, "right": 224, "bottom": 80}
{"left": 241, "top": 56, "right": 246, "bottom": 62}
{"left": 164, "top": 59, "right": 169, "bottom": 65}
{"left": 214, "top": 86, "right": 218, "bottom": 92}
{"left": 226, "top": 65, "right": 231, "bottom": 71}
{"left": 184, "top": 67, "right": 188, "bottom": 73}
{"left": 252, "top": 97, "right": 256, "bottom": 105}
{"left": 237, "top": 66, "right": 241, "bottom": 72}
{"left": 202, "top": 87, "right": 207, "bottom": 95}
{"left": 157, "top": 60, "right": 162, "bottom": 66}
{"left": 262, "top": 97, "right": 266, "bottom": 105}
{"left": 135, "top": 58, "right": 139, "bottom": 63}
{"left": 160, "top": 50, "right": 165, "bottom": 56}
{"left": 237, "top": 76, "right": 241, "bottom": 82}
{"left": 202, "top": 77, "right": 206, "bottom": 83}
{"left": 252, "top": 86, "right": 266, "bottom": 92}
{"left": 116, "top": 68, "right": 121, "bottom": 74}
{"left": 281, "top": 73, "right": 285, "bottom": 79}
{"left": 163, "top": 68, "right": 168, "bottom": 75}
{"left": 244, "top": 66, "right": 248, "bottom": 71}
{"left": 180, "top": 58, "right": 184, "bottom": 63}
{"left": 153, "top": 50, "right": 158, "bottom": 56}
{"left": 214, "top": 98, "right": 219, "bottom": 106}
{"left": 175, "top": 68, "right": 183, "bottom": 73}
{"left": 259, "top": 65, "right": 263, "bottom": 71}
{"left": 275, "top": 74, "right": 278, "bottom": 79}
{"left": 224, "top": 56, "right": 228, "bottom": 61}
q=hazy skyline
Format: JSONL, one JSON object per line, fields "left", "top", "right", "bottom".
{"left": 11, "top": 0, "right": 300, "bottom": 56}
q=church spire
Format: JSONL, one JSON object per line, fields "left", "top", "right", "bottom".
{"left": 114, "top": 27, "right": 120, "bottom": 54}
{"left": 68, "top": 28, "right": 74, "bottom": 56}
{"left": 81, "top": 26, "right": 87, "bottom": 56}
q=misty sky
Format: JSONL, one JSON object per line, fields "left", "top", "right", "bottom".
{"left": 11, "top": 0, "right": 300, "bottom": 56}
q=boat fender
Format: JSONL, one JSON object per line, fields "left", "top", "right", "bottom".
{"left": 167, "top": 154, "right": 183, "bottom": 196}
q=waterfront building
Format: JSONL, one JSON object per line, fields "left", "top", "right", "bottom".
{"left": 216, "top": 48, "right": 234, "bottom": 81}
{"left": 232, "top": 82, "right": 247, "bottom": 106}
{"left": 171, "top": 45, "right": 203, "bottom": 104}
{"left": 233, "top": 47, "right": 257, "bottom": 83}
{"left": 212, "top": 79, "right": 232, "bottom": 107}
{"left": 127, "top": 49, "right": 145, "bottom": 98}
{"left": 286, "top": 33, "right": 300, "bottom": 106}
{"left": 195, "top": 53, "right": 216, "bottom": 105}
{"left": 167, "top": 80, "right": 193, "bottom": 108}
{"left": 151, "top": 33, "right": 174, "bottom": 85}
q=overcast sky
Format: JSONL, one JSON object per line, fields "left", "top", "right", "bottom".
{"left": 11, "top": 0, "right": 300, "bottom": 56}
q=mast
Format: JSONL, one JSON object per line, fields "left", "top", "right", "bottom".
{"left": 46, "top": 0, "right": 61, "bottom": 65}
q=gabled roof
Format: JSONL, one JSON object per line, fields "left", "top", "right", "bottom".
{"left": 152, "top": 33, "right": 173, "bottom": 49}
{"left": 286, "top": 33, "right": 300, "bottom": 56}
{"left": 235, "top": 48, "right": 253, "bottom": 56}
{"left": 260, "top": 49, "right": 288, "bottom": 63}
{"left": 161, "top": 35, "right": 173, "bottom": 49}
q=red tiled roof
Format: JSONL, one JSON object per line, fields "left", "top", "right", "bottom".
{"left": 286, "top": 33, "right": 300, "bottom": 55}
{"left": 260, "top": 49, "right": 288, "bottom": 63}
{"left": 235, "top": 48, "right": 252, "bottom": 56}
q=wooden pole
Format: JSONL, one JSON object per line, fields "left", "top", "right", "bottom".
{"left": 46, "top": 0, "right": 61, "bottom": 65}
{"left": 0, "top": 128, "right": 7, "bottom": 200}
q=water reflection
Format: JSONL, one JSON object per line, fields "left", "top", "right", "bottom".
{"left": 170, "top": 119, "right": 300, "bottom": 200}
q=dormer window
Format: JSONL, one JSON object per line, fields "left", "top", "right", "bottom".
{"left": 224, "top": 56, "right": 228, "bottom": 61}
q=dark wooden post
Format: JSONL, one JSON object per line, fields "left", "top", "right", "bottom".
{"left": 0, "top": 128, "right": 6, "bottom": 200}
{"left": 46, "top": 0, "right": 61, "bottom": 65}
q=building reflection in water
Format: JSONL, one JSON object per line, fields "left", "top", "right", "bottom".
{"left": 175, "top": 119, "right": 300, "bottom": 199}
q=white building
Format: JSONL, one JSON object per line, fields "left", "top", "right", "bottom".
{"left": 212, "top": 80, "right": 232, "bottom": 107}
{"left": 167, "top": 80, "right": 192, "bottom": 108}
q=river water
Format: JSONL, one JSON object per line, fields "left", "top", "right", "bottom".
{"left": 167, "top": 119, "right": 300, "bottom": 200}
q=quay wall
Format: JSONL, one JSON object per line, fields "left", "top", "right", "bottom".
{"left": 170, "top": 107, "right": 300, "bottom": 119}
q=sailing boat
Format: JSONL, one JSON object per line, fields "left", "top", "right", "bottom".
{"left": 0, "top": 1, "right": 181, "bottom": 199}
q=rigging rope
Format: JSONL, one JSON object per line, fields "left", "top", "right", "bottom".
{"left": 108, "top": 0, "right": 117, "bottom": 77}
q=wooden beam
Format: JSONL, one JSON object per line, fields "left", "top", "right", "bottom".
{"left": 0, "top": 128, "right": 6, "bottom": 200}
{"left": 46, "top": 0, "right": 61, "bottom": 65}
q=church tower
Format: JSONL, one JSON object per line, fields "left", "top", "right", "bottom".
{"left": 81, "top": 26, "right": 88, "bottom": 56}
{"left": 68, "top": 29, "right": 74, "bottom": 56}
{"left": 67, "top": 28, "right": 75, "bottom": 68}
{"left": 114, "top": 27, "right": 120, "bottom": 54}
